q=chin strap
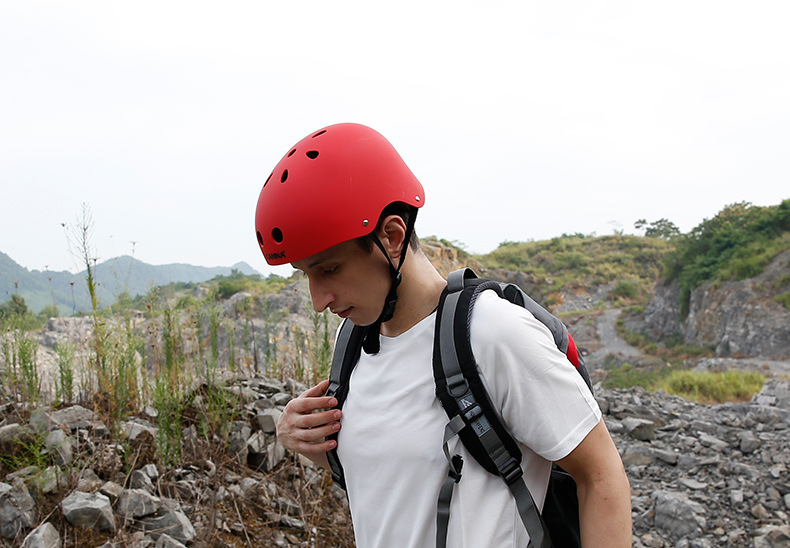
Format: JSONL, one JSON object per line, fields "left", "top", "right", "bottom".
{"left": 362, "top": 211, "right": 417, "bottom": 355}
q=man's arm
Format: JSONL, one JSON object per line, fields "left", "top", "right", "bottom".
{"left": 556, "top": 418, "right": 632, "bottom": 547}
{"left": 276, "top": 379, "right": 342, "bottom": 469}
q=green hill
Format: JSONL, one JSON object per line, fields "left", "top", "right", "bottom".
{"left": 477, "top": 234, "right": 673, "bottom": 303}
{"left": 0, "top": 252, "right": 261, "bottom": 313}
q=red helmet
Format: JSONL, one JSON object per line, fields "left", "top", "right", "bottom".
{"left": 255, "top": 123, "right": 425, "bottom": 265}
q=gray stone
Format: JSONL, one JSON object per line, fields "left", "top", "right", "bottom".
{"left": 49, "top": 405, "right": 101, "bottom": 431}
{"left": 136, "top": 511, "right": 196, "bottom": 543}
{"left": 44, "top": 429, "right": 74, "bottom": 465}
{"left": 155, "top": 534, "right": 187, "bottom": 548}
{"left": 29, "top": 466, "right": 64, "bottom": 494}
{"left": 267, "top": 438, "right": 287, "bottom": 471}
{"left": 738, "top": 430, "right": 761, "bottom": 453}
{"left": 117, "top": 489, "right": 161, "bottom": 518}
{"left": 100, "top": 481, "right": 124, "bottom": 500}
{"left": 76, "top": 469, "right": 102, "bottom": 492}
{"left": 622, "top": 417, "right": 657, "bottom": 441}
{"left": 652, "top": 490, "right": 706, "bottom": 539}
{"left": 0, "top": 481, "right": 37, "bottom": 539}
{"left": 622, "top": 445, "right": 655, "bottom": 466}
{"left": 255, "top": 408, "right": 282, "bottom": 433}
{"left": 21, "top": 522, "right": 61, "bottom": 548}
{"left": 130, "top": 469, "right": 156, "bottom": 493}
{"left": 61, "top": 491, "right": 116, "bottom": 533}
{"left": 28, "top": 408, "right": 55, "bottom": 437}
{"left": 754, "top": 525, "right": 790, "bottom": 548}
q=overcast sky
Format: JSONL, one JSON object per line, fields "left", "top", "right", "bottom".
{"left": 2, "top": 1, "right": 788, "bottom": 278}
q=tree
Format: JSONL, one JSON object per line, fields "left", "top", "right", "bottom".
{"left": 634, "top": 218, "right": 681, "bottom": 239}
{"left": 0, "top": 294, "right": 30, "bottom": 319}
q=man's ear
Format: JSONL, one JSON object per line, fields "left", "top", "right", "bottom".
{"left": 377, "top": 215, "right": 408, "bottom": 261}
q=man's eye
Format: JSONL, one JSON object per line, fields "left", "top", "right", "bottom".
{"left": 323, "top": 266, "right": 339, "bottom": 275}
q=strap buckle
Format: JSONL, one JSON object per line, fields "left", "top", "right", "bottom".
{"left": 498, "top": 456, "right": 523, "bottom": 485}
{"left": 448, "top": 454, "right": 464, "bottom": 483}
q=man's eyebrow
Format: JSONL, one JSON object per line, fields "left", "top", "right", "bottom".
{"left": 305, "top": 254, "right": 336, "bottom": 269}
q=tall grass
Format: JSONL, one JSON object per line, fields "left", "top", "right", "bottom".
{"left": 603, "top": 361, "right": 766, "bottom": 403}
{"left": 55, "top": 340, "right": 76, "bottom": 405}
{"left": 0, "top": 325, "right": 40, "bottom": 403}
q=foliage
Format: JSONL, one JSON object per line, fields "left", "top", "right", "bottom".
{"left": 603, "top": 362, "right": 765, "bottom": 403}
{"left": 479, "top": 234, "right": 671, "bottom": 300}
{"left": 634, "top": 218, "right": 681, "bottom": 239}
{"left": 615, "top": 309, "right": 715, "bottom": 360}
{"left": 774, "top": 291, "right": 790, "bottom": 310}
{"left": 657, "top": 370, "right": 766, "bottom": 404}
{"left": 664, "top": 200, "right": 790, "bottom": 316}
{"left": 1, "top": 327, "right": 40, "bottom": 403}
{"left": 55, "top": 340, "right": 76, "bottom": 405}
{"left": 212, "top": 269, "right": 289, "bottom": 300}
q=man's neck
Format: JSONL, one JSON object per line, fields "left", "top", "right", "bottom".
{"left": 380, "top": 250, "right": 446, "bottom": 338}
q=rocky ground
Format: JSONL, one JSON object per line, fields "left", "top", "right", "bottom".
{"left": 0, "top": 372, "right": 788, "bottom": 548}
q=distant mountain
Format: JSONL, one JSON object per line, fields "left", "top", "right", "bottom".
{"left": 0, "top": 251, "right": 261, "bottom": 313}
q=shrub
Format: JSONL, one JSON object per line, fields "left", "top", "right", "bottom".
{"left": 657, "top": 370, "right": 765, "bottom": 403}
{"left": 774, "top": 291, "right": 790, "bottom": 310}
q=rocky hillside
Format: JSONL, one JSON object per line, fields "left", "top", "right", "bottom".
{"left": 2, "top": 239, "right": 790, "bottom": 547}
{"left": 1, "top": 375, "right": 788, "bottom": 547}
{"left": 643, "top": 250, "right": 790, "bottom": 359}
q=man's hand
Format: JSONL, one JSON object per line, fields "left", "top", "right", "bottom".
{"left": 276, "top": 379, "right": 342, "bottom": 469}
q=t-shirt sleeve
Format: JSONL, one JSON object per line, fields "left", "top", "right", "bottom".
{"left": 469, "top": 290, "right": 601, "bottom": 462}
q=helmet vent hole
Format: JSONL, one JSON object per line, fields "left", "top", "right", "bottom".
{"left": 281, "top": 170, "right": 288, "bottom": 183}
{"left": 287, "top": 149, "right": 296, "bottom": 157}
{"left": 272, "top": 228, "right": 284, "bottom": 243}
{"left": 312, "top": 130, "right": 326, "bottom": 138}
{"left": 306, "top": 150, "right": 319, "bottom": 159}
{"left": 256, "top": 231, "right": 263, "bottom": 247}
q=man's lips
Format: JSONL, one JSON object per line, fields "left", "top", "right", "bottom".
{"left": 332, "top": 307, "right": 352, "bottom": 318}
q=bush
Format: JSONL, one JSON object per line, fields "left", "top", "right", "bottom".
{"left": 657, "top": 370, "right": 765, "bottom": 403}
{"left": 665, "top": 200, "right": 790, "bottom": 316}
{"left": 774, "top": 291, "right": 790, "bottom": 310}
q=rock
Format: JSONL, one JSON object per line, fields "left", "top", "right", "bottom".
{"left": 738, "top": 430, "right": 761, "bottom": 453}
{"left": 652, "top": 490, "right": 707, "bottom": 539}
{"left": 49, "top": 405, "right": 102, "bottom": 431}
{"left": 130, "top": 469, "right": 156, "bottom": 493}
{"left": 100, "top": 481, "right": 124, "bottom": 500}
{"left": 21, "top": 522, "right": 61, "bottom": 548}
{"left": 116, "top": 489, "right": 161, "bottom": 518}
{"left": 155, "top": 534, "right": 187, "bottom": 548}
{"left": 622, "top": 417, "right": 657, "bottom": 441}
{"left": 642, "top": 251, "right": 790, "bottom": 358}
{"left": 61, "top": 491, "right": 116, "bottom": 533}
{"left": 43, "top": 429, "right": 74, "bottom": 465}
{"left": 255, "top": 408, "right": 282, "bottom": 433}
{"left": 754, "top": 525, "right": 790, "bottom": 548}
{"left": 0, "top": 482, "right": 37, "bottom": 539}
{"left": 76, "top": 469, "right": 103, "bottom": 492}
{"left": 136, "top": 511, "right": 196, "bottom": 543}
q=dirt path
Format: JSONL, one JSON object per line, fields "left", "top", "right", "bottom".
{"left": 586, "top": 308, "right": 641, "bottom": 367}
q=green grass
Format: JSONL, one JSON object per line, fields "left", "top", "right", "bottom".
{"left": 602, "top": 362, "right": 765, "bottom": 403}
{"left": 477, "top": 234, "right": 672, "bottom": 302}
{"left": 657, "top": 370, "right": 766, "bottom": 404}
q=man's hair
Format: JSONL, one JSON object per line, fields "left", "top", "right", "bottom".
{"left": 357, "top": 202, "right": 421, "bottom": 253}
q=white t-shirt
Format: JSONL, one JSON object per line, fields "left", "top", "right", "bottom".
{"left": 336, "top": 290, "right": 601, "bottom": 548}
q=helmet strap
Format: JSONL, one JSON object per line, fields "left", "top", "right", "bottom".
{"left": 362, "top": 210, "right": 417, "bottom": 355}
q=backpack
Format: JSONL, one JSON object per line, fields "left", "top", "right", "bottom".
{"left": 325, "top": 268, "right": 594, "bottom": 548}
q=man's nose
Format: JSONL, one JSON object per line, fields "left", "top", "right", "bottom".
{"left": 308, "top": 279, "right": 333, "bottom": 313}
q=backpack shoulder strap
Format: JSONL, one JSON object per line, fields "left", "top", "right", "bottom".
{"left": 433, "top": 269, "right": 552, "bottom": 548}
{"left": 325, "top": 318, "right": 366, "bottom": 489}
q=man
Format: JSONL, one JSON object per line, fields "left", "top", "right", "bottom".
{"left": 255, "top": 123, "right": 631, "bottom": 547}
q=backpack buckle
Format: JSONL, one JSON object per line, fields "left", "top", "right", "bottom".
{"left": 449, "top": 454, "right": 464, "bottom": 483}
{"left": 446, "top": 373, "right": 469, "bottom": 398}
{"left": 498, "top": 456, "right": 523, "bottom": 485}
